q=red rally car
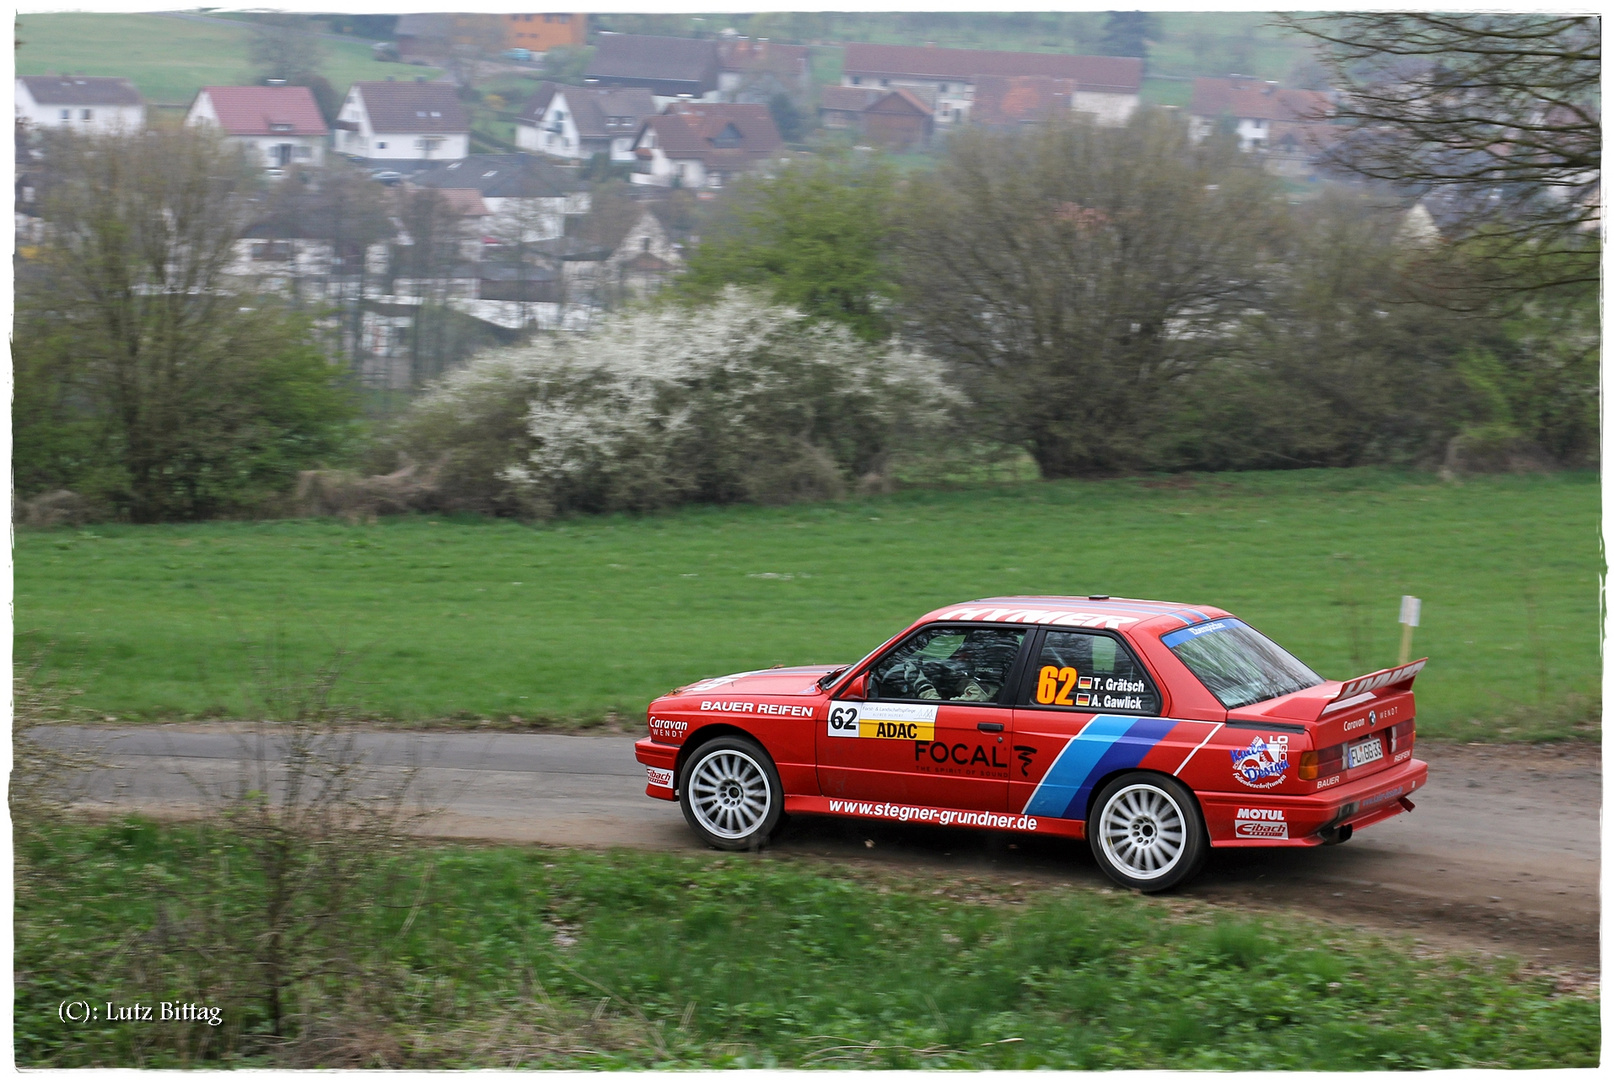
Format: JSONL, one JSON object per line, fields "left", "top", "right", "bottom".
{"left": 635, "top": 596, "right": 1429, "bottom": 891}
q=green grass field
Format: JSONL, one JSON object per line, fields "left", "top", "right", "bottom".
{"left": 16, "top": 821, "right": 1598, "bottom": 1067}
{"left": 15, "top": 13, "right": 440, "bottom": 106}
{"left": 15, "top": 470, "right": 1599, "bottom": 739}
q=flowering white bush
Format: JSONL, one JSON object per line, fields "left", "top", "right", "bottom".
{"left": 392, "top": 289, "right": 959, "bottom": 516}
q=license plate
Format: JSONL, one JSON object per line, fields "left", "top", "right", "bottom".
{"left": 1348, "top": 736, "right": 1385, "bottom": 769}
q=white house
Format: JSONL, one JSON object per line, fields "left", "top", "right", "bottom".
{"left": 16, "top": 75, "right": 145, "bottom": 133}
{"left": 517, "top": 83, "right": 657, "bottom": 163}
{"left": 333, "top": 80, "right": 470, "bottom": 166}
{"left": 410, "top": 155, "right": 590, "bottom": 244}
{"left": 630, "top": 102, "right": 783, "bottom": 190}
{"left": 186, "top": 85, "right": 328, "bottom": 170}
{"left": 840, "top": 43, "right": 1142, "bottom": 128}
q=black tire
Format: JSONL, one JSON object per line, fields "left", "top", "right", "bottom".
{"left": 1087, "top": 771, "right": 1208, "bottom": 892}
{"left": 678, "top": 736, "right": 784, "bottom": 852}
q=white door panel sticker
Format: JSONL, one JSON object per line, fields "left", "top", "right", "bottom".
{"left": 826, "top": 701, "right": 939, "bottom": 740}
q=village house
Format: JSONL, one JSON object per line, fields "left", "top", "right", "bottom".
{"left": 970, "top": 75, "right": 1080, "bottom": 129}
{"left": 516, "top": 82, "right": 656, "bottom": 163}
{"left": 840, "top": 43, "right": 1142, "bottom": 127}
{"left": 533, "top": 202, "right": 683, "bottom": 304}
{"left": 410, "top": 153, "right": 589, "bottom": 242}
{"left": 630, "top": 101, "right": 783, "bottom": 189}
{"left": 393, "top": 13, "right": 586, "bottom": 64}
{"left": 716, "top": 37, "right": 812, "bottom": 104}
{"left": 333, "top": 79, "right": 470, "bottom": 166}
{"left": 15, "top": 75, "right": 145, "bottom": 134}
{"left": 503, "top": 13, "right": 587, "bottom": 54}
{"left": 1188, "top": 76, "right": 1335, "bottom": 176}
{"left": 818, "top": 86, "right": 934, "bottom": 150}
{"left": 186, "top": 85, "right": 328, "bottom": 171}
{"left": 584, "top": 33, "right": 722, "bottom": 106}
{"left": 226, "top": 190, "right": 394, "bottom": 302}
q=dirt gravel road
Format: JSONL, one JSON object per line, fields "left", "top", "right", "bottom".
{"left": 39, "top": 725, "right": 1600, "bottom": 969}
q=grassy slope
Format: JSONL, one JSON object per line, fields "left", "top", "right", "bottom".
{"left": 16, "top": 824, "right": 1598, "bottom": 1068}
{"left": 15, "top": 470, "right": 1599, "bottom": 738}
{"left": 14, "top": 13, "right": 441, "bottom": 106}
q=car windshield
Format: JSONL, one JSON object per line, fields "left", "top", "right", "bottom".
{"left": 1161, "top": 619, "right": 1323, "bottom": 709}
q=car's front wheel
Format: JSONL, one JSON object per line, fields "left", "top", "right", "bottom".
{"left": 1088, "top": 772, "right": 1208, "bottom": 892}
{"left": 679, "top": 736, "right": 784, "bottom": 851}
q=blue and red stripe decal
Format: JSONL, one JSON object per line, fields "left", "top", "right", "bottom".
{"left": 1021, "top": 715, "right": 1181, "bottom": 819}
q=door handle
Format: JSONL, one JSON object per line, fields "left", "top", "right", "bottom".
{"left": 977, "top": 721, "right": 1004, "bottom": 733}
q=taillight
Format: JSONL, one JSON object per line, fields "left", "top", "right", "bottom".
{"left": 1299, "top": 743, "right": 1345, "bottom": 781}
{"left": 1386, "top": 718, "right": 1415, "bottom": 754}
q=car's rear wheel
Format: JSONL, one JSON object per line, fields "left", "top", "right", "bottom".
{"left": 679, "top": 736, "right": 783, "bottom": 851}
{"left": 1088, "top": 772, "right": 1207, "bottom": 892}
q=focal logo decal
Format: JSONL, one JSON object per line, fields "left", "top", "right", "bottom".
{"left": 827, "top": 701, "right": 938, "bottom": 740}
{"left": 645, "top": 765, "right": 675, "bottom": 789}
{"left": 1230, "top": 735, "right": 1289, "bottom": 789}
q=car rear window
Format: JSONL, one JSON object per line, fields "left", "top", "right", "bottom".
{"left": 1161, "top": 619, "right": 1323, "bottom": 709}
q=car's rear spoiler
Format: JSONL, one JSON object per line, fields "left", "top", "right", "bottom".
{"left": 1320, "top": 658, "right": 1429, "bottom": 715}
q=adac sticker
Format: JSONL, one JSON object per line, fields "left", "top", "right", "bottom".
{"left": 1230, "top": 735, "right": 1289, "bottom": 789}
{"left": 826, "top": 701, "right": 938, "bottom": 740}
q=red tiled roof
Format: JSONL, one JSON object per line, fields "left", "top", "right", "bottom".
{"left": 717, "top": 38, "right": 810, "bottom": 73}
{"left": 820, "top": 85, "right": 884, "bottom": 113}
{"left": 641, "top": 102, "right": 783, "bottom": 163}
{"left": 972, "top": 74, "right": 1075, "bottom": 126}
{"left": 585, "top": 33, "right": 720, "bottom": 88}
{"left": 352, "top": 80, "right": 469, "bottom": 134}
{"left": 843, "top": 43, "right": 1141, "bottom": 93}
{"left": 1189, "top": 77, "right": 1332, "bottom": 124}
{"left": 197, "top": 85, "right": 328, "bottom": 136}
{"left": 431, "top": 187, "right": 489, "bottom": 216}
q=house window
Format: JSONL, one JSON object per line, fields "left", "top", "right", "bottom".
{"left": 851, "top": 76, "right": 861, "bottom": 86}
{"left": 377, "top": 141, "right": 388, "bottom": 149}
{"left": 295, "top": 145, "right": 312, "bottom": 160}
{"left": 642, "top": 237, "right": 651, "bottom": 252}
{"left": 82, "top": 108, "right": 93, "bottom": 121}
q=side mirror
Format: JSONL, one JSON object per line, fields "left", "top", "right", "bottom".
{"left": 838, "top": 673, "right": 867, "bottom": 701}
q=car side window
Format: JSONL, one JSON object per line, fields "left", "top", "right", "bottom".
{"left": 868, "top": 626, "right": 1026, "bottom": 704}
{"left": 1023, "top": 630, "right": 1160, "bottom": 714}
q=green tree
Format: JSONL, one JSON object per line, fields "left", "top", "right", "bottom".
{"left": 1099, "top": 11, "right": 1155, "bottom": 59}
{"left": 898, "top": 111, "right": 1278, "bottom": 477}
{"left": 13, "top": 128, "right": 356, "bottom": 521}
{"left": 672, "top": 155, "right": 899, "bottom": 341}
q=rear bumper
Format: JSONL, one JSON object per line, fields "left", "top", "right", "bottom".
{"left": 634, "top": 737, "right": 679, "bottom": 801}
{"left": 1201, "top": 757, "right": 1428, "bottom": 847}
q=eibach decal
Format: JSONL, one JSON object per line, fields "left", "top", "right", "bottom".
{"left": 1234, "top": 807, "right": 1288, "bottom": 838}
{"left": 646, "top": 766, "right": 675, "bottom": 789}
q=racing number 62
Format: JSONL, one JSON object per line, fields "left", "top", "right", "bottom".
{"left": 1036, "top": 665, "right": 1079, "bottom": 706}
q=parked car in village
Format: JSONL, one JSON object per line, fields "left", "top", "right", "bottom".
{"left": 635, "top": 595, "right": 1429, "bottom": 891}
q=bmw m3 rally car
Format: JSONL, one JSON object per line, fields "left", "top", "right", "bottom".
{"left": 635, "top": 596, "right": 1428, "bottom": 891}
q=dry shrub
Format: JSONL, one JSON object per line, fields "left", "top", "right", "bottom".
{"left": 13, "top": 489, "right": 103, "bottom": 528}
{"left": 292, "top": 458, "right": 447, "bottom": 521}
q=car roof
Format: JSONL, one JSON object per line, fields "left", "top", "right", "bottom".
{"left": 915, "top": 595, "right": 1233, "bottom": 636}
